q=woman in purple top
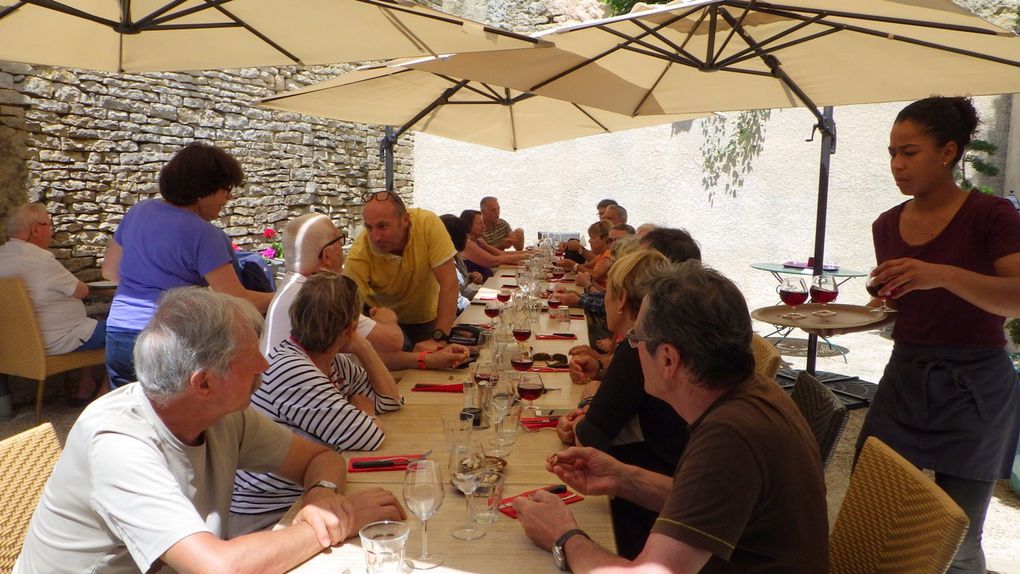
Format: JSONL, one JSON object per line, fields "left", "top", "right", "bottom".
{"left": 101, "top": 143, "right": 274, "bottom": 388}
{"left": 865, "top": 97, "right": 1020, "bottom": 574}
{"left": 457, "top": 209, "right": 528, "bottom": 280}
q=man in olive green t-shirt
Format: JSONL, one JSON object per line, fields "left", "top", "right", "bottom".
{"left": 512, "top": 262, "right": 829, "bottom": 574}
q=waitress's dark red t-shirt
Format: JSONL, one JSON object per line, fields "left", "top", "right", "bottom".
{"left": 872, "top": 192, "right": 1020, "bottom": 346}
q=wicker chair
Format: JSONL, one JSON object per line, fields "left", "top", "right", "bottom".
{"left": 830, "top": 436, "right": 969, "bottom": 574}
{"left": 791, "top": 371, "right": 848, "bottom": 470}
{"left": 0, "top": 423, "right": 62, "bottom": 573}
{"left": 751, "top": 333, "right": 781, "bottom": 379}
{"left": 0, "top": 277, "right": 105, "bottom": 423}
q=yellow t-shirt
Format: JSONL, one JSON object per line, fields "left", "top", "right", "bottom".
{"left": 344, "top": 208, "right": 457, "bottom": 325}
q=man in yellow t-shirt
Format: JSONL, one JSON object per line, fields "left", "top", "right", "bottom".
{"left": 344, "top": 192, "right": 459, "bottom": 350}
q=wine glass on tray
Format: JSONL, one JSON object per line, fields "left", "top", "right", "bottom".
{"left": 777, "top": 278, "right": 808, "bottom": 320}
{"left": 809, "top": 275, "right": 839, "bottom": 316}
{"left": 403, "top": 460, "right": 445, "bottom": 568}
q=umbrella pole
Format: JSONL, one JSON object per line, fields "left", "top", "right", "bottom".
{"left": 381, "top": 127, "right": 396, "bottom": 192}
{"left": 806, "top": 106, "right": 836, "bottom": 375}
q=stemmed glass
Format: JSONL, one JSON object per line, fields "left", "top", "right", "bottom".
{"left": 403, "top": 460, "right": 445, "bottom": 569}
{"left": 483, "top": 381, "right": 515, "bottom": 457}
{"left": 511, "top": 320, "right": 532, "bottom": 348}
{"left": 516, "top": 372, "right": 544, "bottom": 415}
{"left": 483, "top": 301, "right": 502, "bottom": 323}
{"left": 777, "top": 277, "right": 808, "bottom": 320}
{"left": 510, "top": 347, "right": 534, "bottom": 373}
{"left": 448, "top": 441, "right": 487, "bottom": 541}
{"left": 809, "top": 275, "right": 839, "bottom": 316}
{"left": 866, "top": 269, "right": 895, "bottom": 314}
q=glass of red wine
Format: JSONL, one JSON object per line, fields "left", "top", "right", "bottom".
{"left": 866, "top": 269, "right": 895, "bottom": 313}
{"left": 511, "top": 321, "right": 532, "bottom": 347}
{"left": 809, "top": 275, "right": 839, "bottom": 316}
{"left": 547, "top": 292, "right": 562, "bottom": 309}
{"left": 484, "top": 301, "right": 502, "bottom": 321}
{"left": 496, "top": 288, "right": 512, "bottom": 303}
{"left": 510, "top": 347, "right": 534, "bottom": 373}
{"left": 777, "top": 278, "right": 808, "bottom": 320}
{"left": 515, "top": 372, "right": 544, "bottom": 414}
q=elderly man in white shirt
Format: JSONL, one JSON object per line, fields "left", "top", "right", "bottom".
{"left": 0, "top": 203, "right": 104, "bottom": 404}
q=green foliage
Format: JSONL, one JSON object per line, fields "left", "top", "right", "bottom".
{"left": 700, "top": 109, "right": 771, "bottom": 203}
{"left": 603, "top": 0, "right": 669, "bottom": 16}
{"left": 1007, "top": 318, "right": 1020, "bottom": 346}
{"left": 957, "top": 138, "right": 1000, "bottom": 195}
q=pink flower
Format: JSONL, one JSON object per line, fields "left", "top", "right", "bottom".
{"left": 260, "top": 247, "right": 277, "bottom": 259}
{"left": 232, "top": 242, "right": 240, "bottom": 251}
{"left": 262, "top": 228, "right": 277, "bottom": 239}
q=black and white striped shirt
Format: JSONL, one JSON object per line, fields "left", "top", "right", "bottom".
{"left": 231, "top": 339, "right": 401, "bottom": 515}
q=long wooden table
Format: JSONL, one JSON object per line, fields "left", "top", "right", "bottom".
{"left": 281, "top": 268, "right": 616, "bottom": 572}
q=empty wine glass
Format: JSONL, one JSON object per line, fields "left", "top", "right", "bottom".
{"left": 449, "top": 441, "right": 487, "bottom": 541}
{"left": 777, "top": 277, "right": 808, "bottom": 320}
{"left": 483, "top": 383, "right": 515, "bottom": 457}
{"left": 403, "top": 460, "right": 445, "bottom": 569}
{"left": 866, "top": 268, "right": 895, "bottom": 314}
{"left": 809, "top": 275, "right": 839, "bottom": 316}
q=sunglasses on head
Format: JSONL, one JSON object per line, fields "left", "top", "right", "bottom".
{"left": 363, "top": 191, "right": 406, "bottom": 209}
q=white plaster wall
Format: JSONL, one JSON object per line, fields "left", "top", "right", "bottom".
{"left": 413, "top": 97, "right": 1005, "bottom": 381}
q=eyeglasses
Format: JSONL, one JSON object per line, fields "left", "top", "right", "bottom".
{"left": 318, "top": 234, "right": 344, "bottom": 259}
{"left": 625, "top": 328, "right": 659, "bottom": 349}
{"left": 363, "top": 191, "right": 406, "bottom": 209}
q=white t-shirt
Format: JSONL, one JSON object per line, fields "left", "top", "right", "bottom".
{"left": 14, "top": 384, "right": 292, "bottom": 574}
{"left": 261, "top": 272, "right": 376, "bottom": 355}
{"left": 0, "top": 238, "right": 97, "bottom": 354}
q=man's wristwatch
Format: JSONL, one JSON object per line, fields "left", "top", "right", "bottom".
{"left": 553, "top": 528, "right": 590, "bottom": 571}
{"left": 303, "top": 480, "right": 337, "bottom": 495}
{"left": 431, "top": 329, "right": 449, "bottom": 343}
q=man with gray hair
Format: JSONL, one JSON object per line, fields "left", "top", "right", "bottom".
{"left": 15, "top": 288, "right": 404, "bottom": 574}
{"left": 603, "top": 204, "right": 628, "bottom": 226}
{"left": 480, "top": 196, "right": 525, "bottom": 250}
{"left": 0, "top": 202, "right": 104, "bottom": 404}
{"left": 514, "top": 262, "right": 828, "bottom": 573}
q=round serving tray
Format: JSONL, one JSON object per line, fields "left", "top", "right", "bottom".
{"left": 751, "top": 303, "right": 887, "bottom": 330}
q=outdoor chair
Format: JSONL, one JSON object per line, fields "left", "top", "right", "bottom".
{"left": 0, "top": 278, "right": 105, "bottom": 423}
{"left": 830, "top": 436, "right": 969, "bottom": 574}
{"left": 791, "top": 371, "right": 848, "bottom": 470}
{"left": 751, "top": 333, "right": 781, "bottom": 379}
{"left": 0, "top": 423, "right": 62, "bottom": 573}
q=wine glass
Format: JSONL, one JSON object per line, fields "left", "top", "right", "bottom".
{"left": 547, "top": 291, "right": 563, "bottom": 309}
{"left": 809, "top": 275, "right": 839, "bottom": 316}
{"left": 472, "top": 361, "right": 494, "bottom": 386}
{"left": 777, "top": 277, "right": 808, "bottom": 320}
{"left": 866, "top": 269, "right": 895, "bottom": 314}
{"left": 483, "top": 301, "right": 502, "bottom": 323}
{"left": 511, "top": 320, "right": 532, "bottom": 348}
{"left": 496, "top": 288, "right": 512, "bottom": 303}
{"left": 403, "top": 460, "right": 445, "bottom": 569}
{"left": 510, "top": 347, "right": 533, "bottom": 373}
{"left": 449, "top": 441, "right": 487, "bottom": 541}
{"left": 516, "top": 372, "right": 544, "bottom": 415}
{"left": 483, "top": 382, "right": 515, "bottom": 457}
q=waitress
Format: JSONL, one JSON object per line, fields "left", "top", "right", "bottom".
{"left": 867, "top": 96, "right": 1020, "bottom": 574}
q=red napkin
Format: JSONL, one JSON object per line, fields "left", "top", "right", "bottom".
{"left": 477, "top": 296, "right": 496, "bottom": 301}
{"left": 535, "top": 334, "right": 577, "bottom": 340}
{"left": 521, "top": 416, "right": 560, "bottom": 430}
{"left": 412, "top": 383, "right": 463, "bottom": 393}
{"left": 530, "top": 367, "right": 570, "bottom": 373}
{"left": 501, "top": 284, "right": 518, "bottom": 289}
{"left": 571, "top": 315, "right": 585, "bottom": 321}
{"left": 348, "top": 454, "right": 423, "bottom": 473}
{"left": 500, "top": 274, "right": 516, "bottom": 277}
{"left": 499, "top": 487, "right": 584, "bottom": 518}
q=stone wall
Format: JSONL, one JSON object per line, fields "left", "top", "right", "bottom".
{"left": 0, "top": 62, "right": 414, "bottom": 280}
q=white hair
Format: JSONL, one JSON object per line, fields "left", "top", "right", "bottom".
{"left": 134, "top": 287, "right": 263, "bottom": 405}
{"left": 283, "top": 212, "right": 335, "bottom": 275}
{"left": 4, "top": 203, "right": 48, "bottom": 238}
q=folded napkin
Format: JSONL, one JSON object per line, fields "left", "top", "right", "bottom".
{"left": 521, "top": 416, "right": 560, "bottom": 430}
{"left": 500, "top": 274, "right": 516, "bottom": 277}
{"left": 530, "top": 367, "right": 570, "bottom": 373}
{"left": 412, "top": 383, "right": 463, "bottom": 393}
{"left": 348, "top": 454, "right": 424, "bottom": 473}
{"left": 571, "top": 315, "right": 585, "bottom": 321}
{"left": 535, "top": 334, "right": 577, "bottom": 340}
{"left": 499, "top": 486, "right": 584, "bottom": 518}
{"left": 501, "top": 283, "right": 518, "bottom": 289}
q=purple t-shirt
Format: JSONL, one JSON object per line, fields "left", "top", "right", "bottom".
{"left": 108, "top": 199, "right": 234, "bottom": 331}
{"left": 873, "top": 192, "right": 1020, "bottom": 346}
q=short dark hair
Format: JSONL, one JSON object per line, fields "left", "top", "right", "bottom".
{"left": 641, "top": 228, "right": 702, "bottom": 263}
{"left": 611, "top": 223, "right": 636, "bottom": 235}
{"left": 459, "top": 209, "right": 481, "bottom": 231}
{"left": 480, "top": 196, "right": 497, "bottom": 208}
{"left": 640, "top": 261, "right": 754, "bottom": 389}
{"left": 895, "top": 96, "right": 979, "bottom": 166}
{"left": 159, "top": 142, "right": 244, "bottom": 206}
{"left": 587, "top": 220, "right": 611, "bottom": 239}
{"left": 596, "top": 198, "right": 618, "bottom": 210}
{"left": 440, "top": 213, "right": 469, "bottom": 251}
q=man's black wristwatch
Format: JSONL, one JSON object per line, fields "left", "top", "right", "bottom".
{"left": 431, "top": 329, "right": 450, "bottom": 343}
{"left": 553, "top": 528, "right": 590, "bottom": 571}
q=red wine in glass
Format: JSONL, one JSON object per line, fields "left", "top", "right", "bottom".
{"left": 551, "top": 269, "right": 564, "bottom": 280}
{"left": 484, "top": 306, "right": 500, "bottom": 319}
{"left": 809, "top": 286, "right": 838, "bottom": 304}
{"left": 779, "top": 290, "right": 808, "bottom": 306}
{"left": 512, "top": 327, "right": 532, "bottom": 342}
{"left": 511, "top": 357, "right": 534, "bottom": 371}
{"left": 865, "top": 282, "right": 885, "bottom": 298}
{"left": 517, "top": 383, "right": 543, "bottom": 401}
{"left": 547, "top": 297, "right": 561, "bottom": 309}
{"left": 496, "top": 292, "right": 511, "bottom": 303}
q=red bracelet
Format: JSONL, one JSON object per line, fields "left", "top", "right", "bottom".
{"left": 417, "top": 351, "right": 430, "bottom": 370}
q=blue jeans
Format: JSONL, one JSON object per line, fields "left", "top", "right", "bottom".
{"left": 73, "top": 319, "right": 106, "bottom": 351}
{"left": 105, "top": 327, "right": 140, "bottom": 389}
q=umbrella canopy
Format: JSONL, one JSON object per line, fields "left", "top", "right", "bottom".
{"left": 0, "top": 0, "right": 544, "bottom": 73}
{"left": 259, "top": 62, "right": 706, "bottom": 151}
{"left": 409, "top": 0, "right": 1020, "bottom": 120}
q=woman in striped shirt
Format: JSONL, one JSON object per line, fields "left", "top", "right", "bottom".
{"left": 230, "top": 271, "right": 402, "bottom": 535}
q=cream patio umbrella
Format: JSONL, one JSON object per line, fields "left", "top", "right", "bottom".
{"left": 408, "top": 0, "right": 1020, "bottom": 371}
{"left": 259, "top": 61, "right": 706, "bottom": 188}
{"left": 0, "top": 0, "right": 545, "bottom": 73}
